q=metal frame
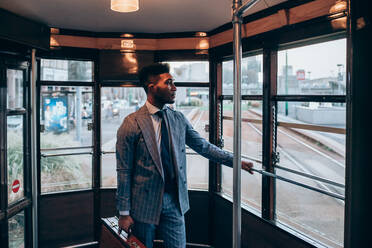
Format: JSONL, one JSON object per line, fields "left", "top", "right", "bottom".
{"left": 0, "top": 54, "right": 32, "bottom": 248}
{"left": 223, "top": 1, "right": 349, "bottom": 246}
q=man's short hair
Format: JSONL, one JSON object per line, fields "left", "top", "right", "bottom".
{"left": 139, "top": 63, "right": 170, "bottom": 93}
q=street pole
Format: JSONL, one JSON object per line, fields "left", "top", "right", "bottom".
{"left": 285, "top": 50, "right": 288, "bottom": 116}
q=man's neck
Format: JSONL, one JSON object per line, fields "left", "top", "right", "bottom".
{"left": 147, "top": 96, "right": 164, "bottom": 109}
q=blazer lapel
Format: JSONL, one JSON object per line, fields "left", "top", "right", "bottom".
{"left": 164, "top": 107, "right": 180, "bottom": 182}
{"left": 135, "top": 106, "right": 164, "bottom": 180}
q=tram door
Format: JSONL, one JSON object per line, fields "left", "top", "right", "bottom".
{"left": 37, "top": 59, "right": 96, "bottom": 246}
{"left": 0, "top": 58, "right": 32, "bottom": 248}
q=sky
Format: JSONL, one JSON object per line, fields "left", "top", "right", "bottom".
{"left": 278, "top": 38, "right": 346, "bottom": 79}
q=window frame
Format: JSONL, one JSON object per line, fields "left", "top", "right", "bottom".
{"left": 217, "top": 34, "right": 347, "bottom": 247}
{"left": 0, "top": 57, "right": 32, "bottom": 248}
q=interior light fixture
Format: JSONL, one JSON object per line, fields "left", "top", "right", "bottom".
{"left": 111, "top": 0, "right": 139, "bottom": 13}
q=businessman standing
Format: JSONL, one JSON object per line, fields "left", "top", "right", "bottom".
{"left": 116, "top": 63, "right": 253, "bottom": 248}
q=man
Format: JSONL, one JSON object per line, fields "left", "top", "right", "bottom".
{"left": 116, "top": 63, "right": 253, "bottom": 248}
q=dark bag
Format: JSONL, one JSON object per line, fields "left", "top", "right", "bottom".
{"left": 100, "top": 216, "right": 146, "bottom": 248}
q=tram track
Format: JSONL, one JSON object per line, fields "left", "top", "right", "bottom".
{"left": 245, "top": 110, "right": 345, "bottom": 204}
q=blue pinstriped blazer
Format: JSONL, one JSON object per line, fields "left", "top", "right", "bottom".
{"left": 116, "top": 105, "right": 233, "bottom": 224}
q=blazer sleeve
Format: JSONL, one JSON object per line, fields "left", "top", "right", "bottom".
{"left": 183, "top": 113, "right": 233, "bottom": 167}
{"left": 116, "top": 116, "right": 136, "bottom": 212}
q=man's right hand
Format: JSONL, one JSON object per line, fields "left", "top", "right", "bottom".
{"left": 118, "top": 215, "right": 134, "bottom": 234}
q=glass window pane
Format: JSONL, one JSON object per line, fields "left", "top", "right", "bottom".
{"left": 277, "top": 101, "right": 345, "bottom": 185}
{"left": 277, "top": 39, "right": 346, "bottom": 95}
{"left": 276, "top": 180, "right": 344, "bottom": 248}
{"left": 222, "top": 54, "right": 263, "bottom": 95}
{"left": 221, "top": 100, "right": 262, "bottom": 211}
{"left": 167, "top": 61, "right": 209, "bottom": 82}
{"left": 101, "top": 87, "right": 147, "bottom": 188}
{"left": 40, "top": 86, "right": 93, "bottom": 149}
{"left": 40, "top": 59, "right": 93, "bottom": 82}
{"left": 276, "top": 101, "right": 345, "bottom": 247}
{"left": 7, "top": 115, "right": 24, "bottom": 204}
{"left": 102, "top": 153, "right": 117, "bottom": 187}
{"left": 176, "top": 87, "right": 209, "bottom": 190}
{"left": 7, "top": 69, "right": 23, "bottom": 109}
{"left": 41, "top": 153, "right": 92, "bottom": 193}
{"left": 9, "top": 211, "right": 25, "bottom": 248}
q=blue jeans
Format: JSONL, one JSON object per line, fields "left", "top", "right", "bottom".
{"left": 132, "top": 192, "right": 186, "bottom": 248}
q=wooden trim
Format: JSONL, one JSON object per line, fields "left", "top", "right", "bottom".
{"left": 278, "top": 121, "right": 346, "bottom": 134}
{"left": 51, "top": 35, "right": 209, "bottom": 51}
{"left": 209, "top": 0, "right": 347, "bottom": 48}
{"left": 50, "top": 0, "right": 346, "bottom": 51}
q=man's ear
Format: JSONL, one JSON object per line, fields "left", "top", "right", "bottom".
{"left": 147, "top": 83, "right": 154, "bottom": 92}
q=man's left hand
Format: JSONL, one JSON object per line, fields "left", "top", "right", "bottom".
{"left": 242, "top": 160, "right": 254, "bottom": 174}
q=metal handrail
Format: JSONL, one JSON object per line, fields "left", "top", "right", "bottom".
{"left": 251, "top": 168, "right": 345, "bottom": 200}
{"left": 40, "top": 146, "right": 93, "bottom": 151}
{"left": 275, "top": 165, "right": 345, "bottom": 189}
{"left": 41, "top": 151, "right": 93, "bottom": 158}
{"left": 233, "top": 0, "right": 261, "bottom": 17}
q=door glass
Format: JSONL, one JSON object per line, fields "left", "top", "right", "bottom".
{"left": 101, "top": 87, "right": 146, "bottom": 187}
{"left": 40, "top": 86, "right": 93, "bottom": 149}
{"left": 9, "top": 211, "right": 25, "bottom": 248}
{"left": 7, "top": 69, "right": 23, "bottom": 109}
{"left": 7, "top": 115, "right": 24, "bottom": 204}
{"left": 41, "top": 153, "right": 92, "bottom": 193}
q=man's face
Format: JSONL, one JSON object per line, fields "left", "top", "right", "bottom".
{"left": 149, "top": 73, "right": 177, "bottom": 104}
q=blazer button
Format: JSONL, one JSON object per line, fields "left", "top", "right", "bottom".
{"left": 183, "top": 181, "right": 186, "bottom": 185}
{"left": 180, "top": 166, "right": 183, "bottom": 170}
{"left": 181, "top": 149, "right": 185, "bottom": 152}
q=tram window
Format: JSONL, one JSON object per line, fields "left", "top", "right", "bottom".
{"left": 167, "top": 61, "right": 209, "bottom": 82}
{"left": 41, "top": 154, "right": 92, "bottom": 193}
{"left": 40, "top": 59, "right": 93, "bottom": 82}
{"left": 8, "top": 211, "right": 25, "bottom": 248}
{"left": 7, "top": 69, "right": 23, "bottom": 109}
{"left": 276, "top": 101, "right": 345, "bottom": 247}
{"left": 7, "top": 115, "right": 24, "bottom": 204}
{"left": 40, "top": 86, "right": 93, "bottom": 149}
{"left": 176, "top": 87, "right": 210, "bottom": 190}
{"left": 101, "top": 87, "right": 147, "bottom": 188}
{"left": 277, "top": 38, "right": 346, "bottom": 95}
{"left": 222, "top": 54, "right": 263, "bottom": 95}
{"left": 221, "top": 100, "right": 262, "bottom": 211}
{"left": 40, "top": 86, "right": 93, "bottom": 193}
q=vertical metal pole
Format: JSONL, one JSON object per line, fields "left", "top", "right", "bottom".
{"left": 31, "top": 49, "right": 38, "bottom": 248}
{"left": 232, "top": 1, "right": 242, "bottom": 247}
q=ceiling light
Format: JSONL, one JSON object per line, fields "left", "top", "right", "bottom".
{"left": 111, "top": 0, "right": 139, "bottom": 13}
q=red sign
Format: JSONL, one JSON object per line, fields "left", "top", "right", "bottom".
{"left": 12, "top": 179, "right": 20, "bottom": 193}
{"left": 296, "top": 70, "right": 305, "bottom": 80}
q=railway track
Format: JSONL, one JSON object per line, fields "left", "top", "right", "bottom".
{"left": 245, "top": 110, "right": 345, "bottom": 204}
